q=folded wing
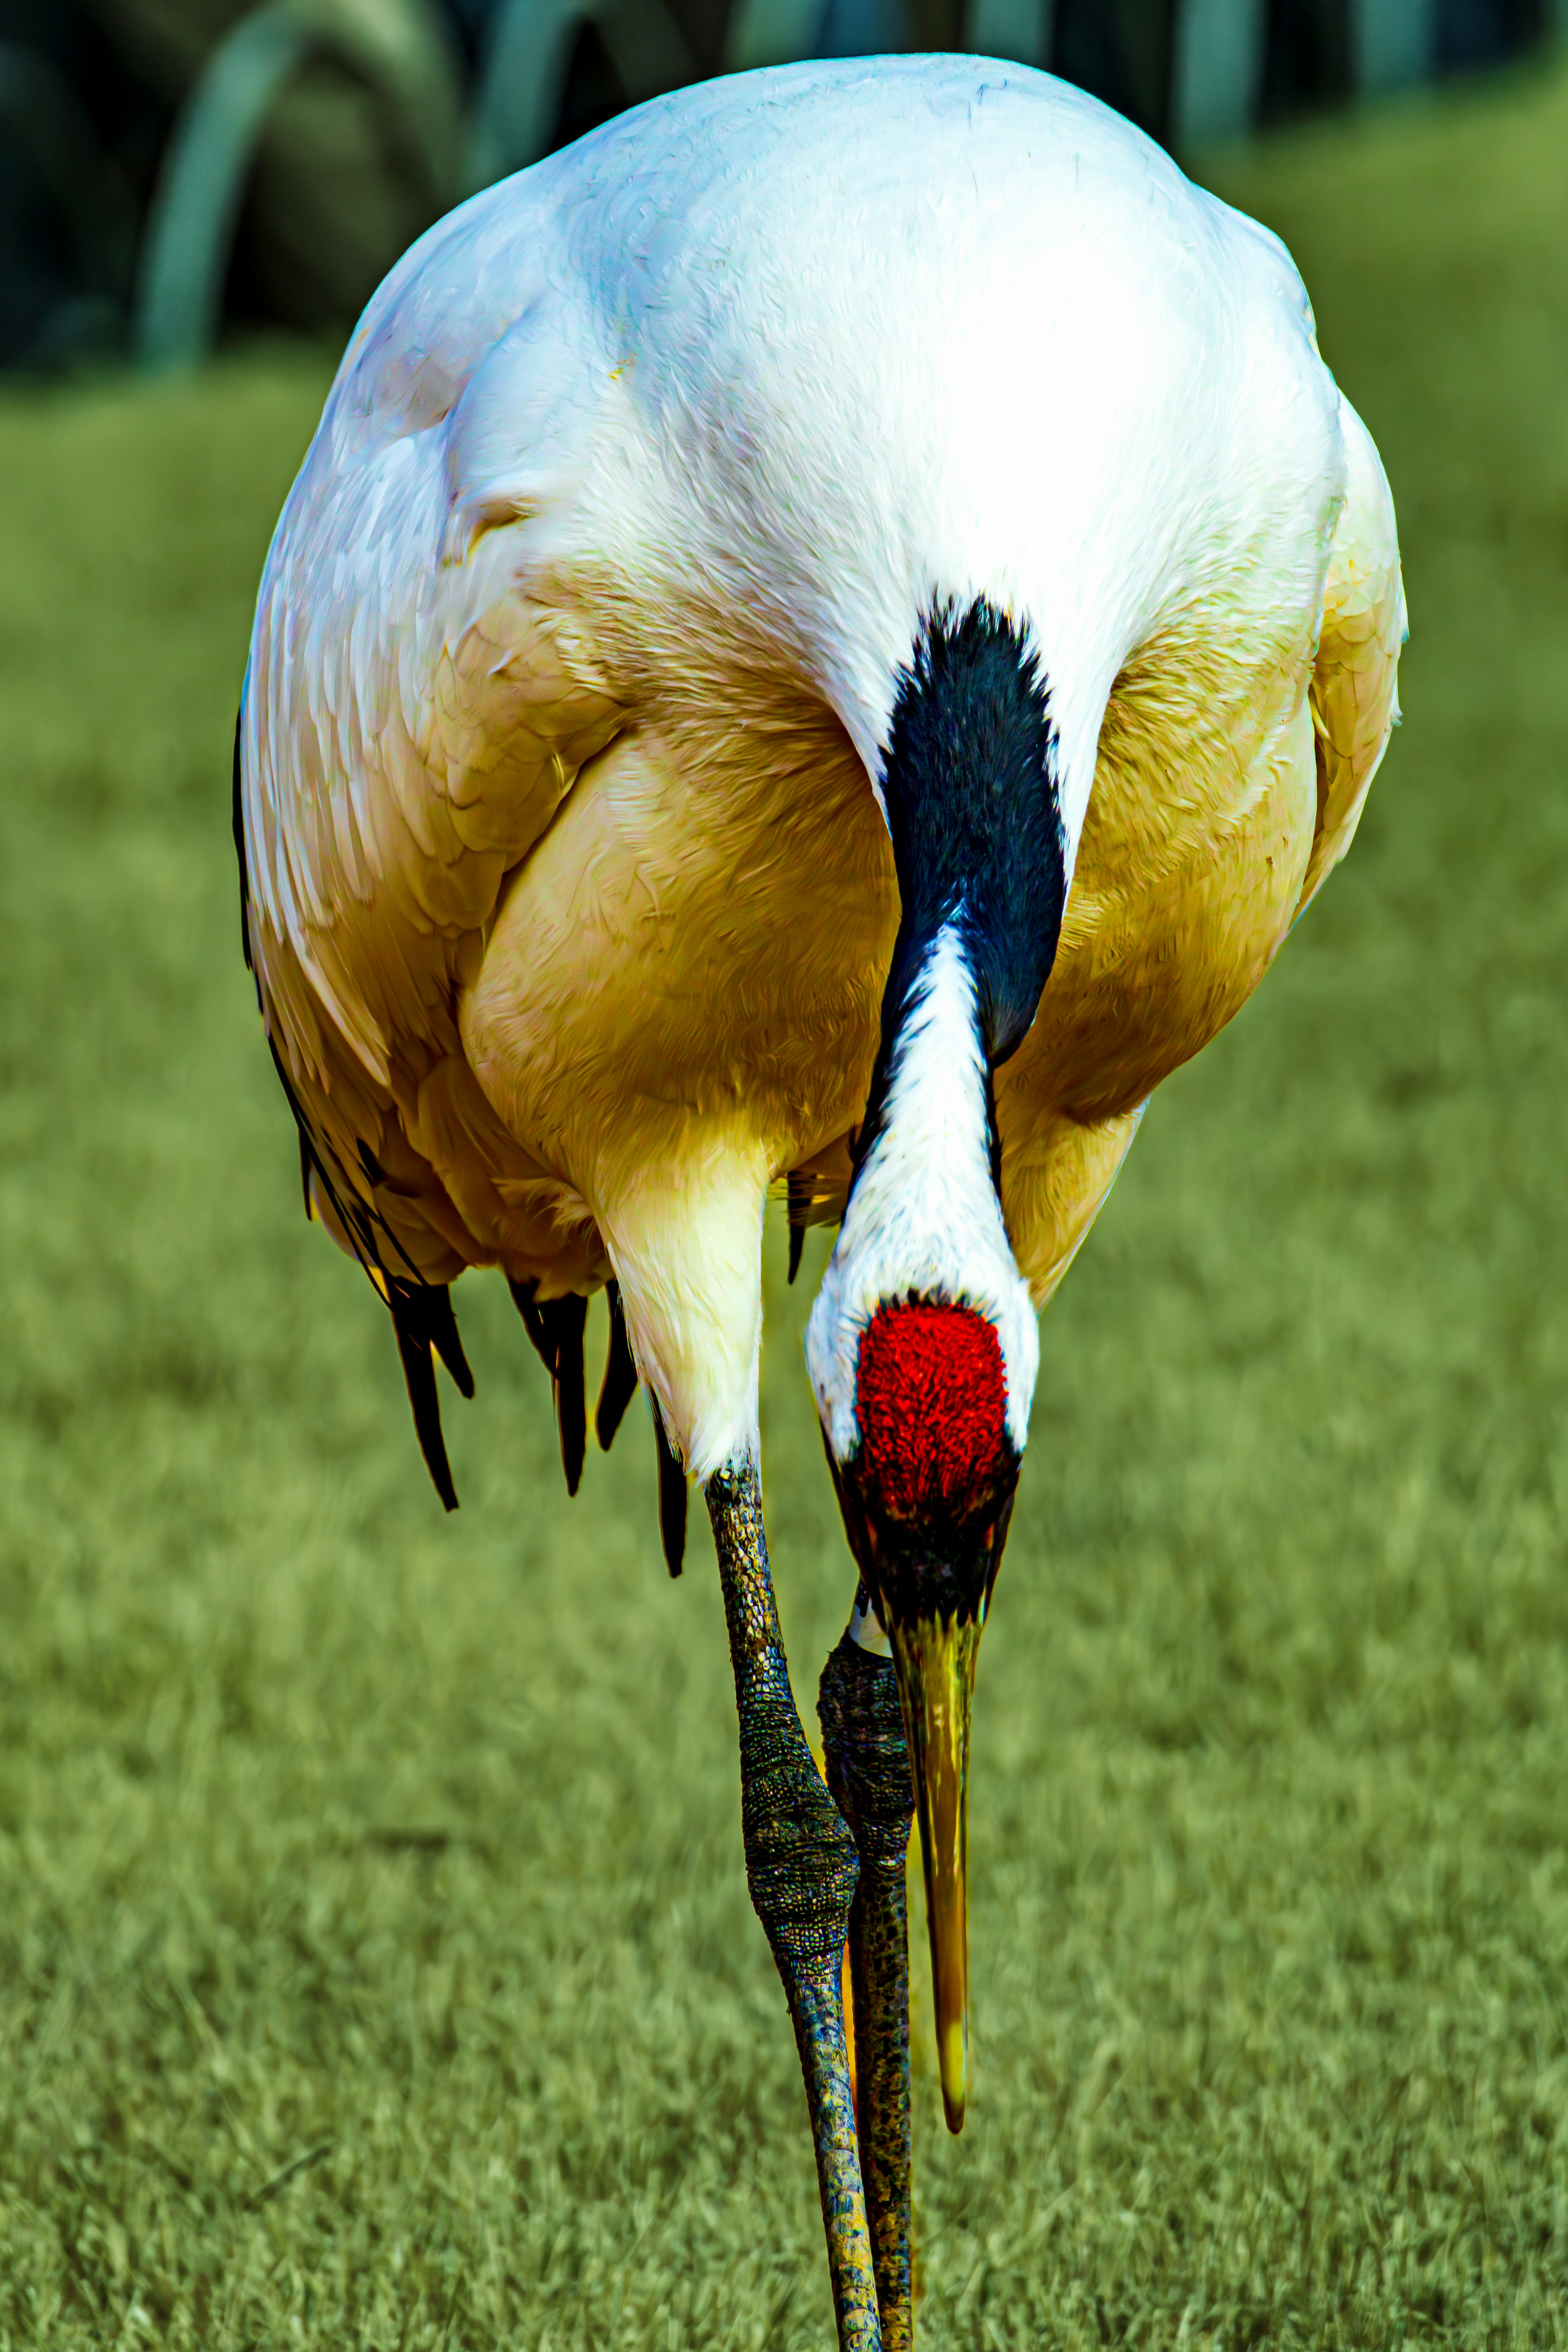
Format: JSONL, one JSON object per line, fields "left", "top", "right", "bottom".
{"left": 1297, "top": 390, "right": 1406, "bottom": 918}
{"left": 239, "top": 290, "right": 627, "bottom": 1296}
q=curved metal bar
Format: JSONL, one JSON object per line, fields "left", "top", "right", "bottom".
{"left": 134, "top": 1, "right": 461, "bottom": 373}
{"left": 469, "top": 0, "right": 589, "bottom": 186}
{"left": 470, "top": 0, "right": 697, "bottom": 188}
{"left": 135, "top": 7, "right": 313, "bottom": 371}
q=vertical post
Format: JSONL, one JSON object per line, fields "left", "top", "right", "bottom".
{"left": 966, "top": 0, "right": 1054, "bottom": 68}
{"left": 1171, "top": 0, "right": 1267, "bottom": 145}
{"left": 1350, "top": 0, "right": 1437, "bottom": 93}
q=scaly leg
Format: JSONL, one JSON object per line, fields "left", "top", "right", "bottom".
{"left": 820, "top": 1596, "right": 915, "bottom": 2349}
{"left": 706, "top": 1459, "right": 882, "bottom": 2352}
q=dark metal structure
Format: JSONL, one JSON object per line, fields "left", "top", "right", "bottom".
{"left": 0, "top": 0, "right": 1548, "bottom": 361}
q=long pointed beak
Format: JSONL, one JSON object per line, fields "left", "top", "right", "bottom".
{"left": 888, "top": 1610, "right": 982, "bottom": 2133}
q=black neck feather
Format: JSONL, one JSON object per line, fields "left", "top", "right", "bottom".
{"left": 855, "top": 598, "right": 1067, "bottom": 1179}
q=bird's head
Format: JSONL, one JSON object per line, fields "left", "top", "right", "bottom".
{"left": 818, "top": 1290, "right": 1026, "bottom": 2135}
{"left": 835, "top": 1296, "right": 1021, "bottom": 1629}
{"left": 805, "top": 597, "right": 1062, "bottom": 2134}
{"left": 806, "top": 1116, "right": 1036, "bottom": 2135}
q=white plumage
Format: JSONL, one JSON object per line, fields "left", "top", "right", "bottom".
{"left": 237, "top": 63, "right": 1403, "bottom": 2330}
{"left": 808, "top": 918, "right": 1040, "bottom": 1458}
{"left": 241, "top": 54, "right": 1400, "bottom": 1486}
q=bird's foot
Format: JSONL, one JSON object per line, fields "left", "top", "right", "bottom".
{"left": 706, "top": 1459, "right": 883, "bottom": 2352}
{"left": 820, "top": 1602, "right": 916, "bottom": 2351}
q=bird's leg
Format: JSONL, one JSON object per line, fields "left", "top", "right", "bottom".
{"left": 706, "top": 1458, "right": 882, "bottom": 2352}
{"left": 819, "top": 1595, "right": 915, "bottom": 2350}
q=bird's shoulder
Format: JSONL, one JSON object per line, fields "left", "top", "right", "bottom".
{"left": 246, "top": 253, "right": 628, "bottom": 1056}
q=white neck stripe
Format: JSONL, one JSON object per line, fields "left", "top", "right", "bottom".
{"left": 805, "top": 920, "right": 1038, "bottom": 1461}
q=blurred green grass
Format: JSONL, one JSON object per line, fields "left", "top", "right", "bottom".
{"left": 3, "top": 56, "right": 1568, "bottom": 2352}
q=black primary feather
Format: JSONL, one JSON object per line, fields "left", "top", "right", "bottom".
{"left": 386, "top": 1277, "right": 471, "bottom": 1512}
{"left": 650, "top": 1393, "right": 686, "bottom": 1577}
{"left": 786, "top": 1171, "right": 810, "bottom": 1285}
{"left": 554, "top": 1299, "right": 587, "bottom": 1494}
{"left": 266, "top": 1032, "right": 476, "bottom": 1506}
{"left": 596, "top": 1281, "right": 639, "bottom": 1450}
{"left": 856, "top": 598, "right": 1067, "bottom": 1184}
{"left": 508, "top": 1276, "right": 550, "bottom": 1366}
{"left": 238, "top": 717, "right": 477, "bottom": 1515}
{"left": 232, "top": 707, "right": 252, "bottom": 975}
{"left": 423, "top": 1283, "right": 475, "bottom": 1398}
{"left": 509, "top": 1281, "right": 588, "bottom": 1495}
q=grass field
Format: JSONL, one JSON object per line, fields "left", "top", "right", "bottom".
{"left": 2, "top": 58, "right": 1568, "bottom": 2352}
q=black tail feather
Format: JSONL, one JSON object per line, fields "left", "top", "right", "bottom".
{"left": 232, "top": 708, "right": 253, "bottom": 975}
{"left": 508, "top": 1276, "right": 549, "bottom": 1367}
{"left": 425, "top": 1284, "right": 475, "bottom": 1399}
{"left": 387, "top": 1278, "right": 464, "bottom": 1512}
{"left": 650, "top": 1393, "right": 686, "bottom": 1577}
{"left": 786, "top": 1171, "right": 808, "bottom": 1284}
{"left": 596, "top": 1281, "right": 639, "bottom": 1451}
{"left": 240, "top": 702, "right": 472, "bottom": 1514}
{"left": 509, "top": 1280, "right": 588, "bottom": 1495}
{"left": 554, "top": 1297, "right": 587, "bottom": 1494}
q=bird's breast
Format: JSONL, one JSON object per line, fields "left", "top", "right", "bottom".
{"left": 1006, "top": 629, "right": 1321, "bottom": 1134}
{"left": 453, "top": 610, "right": 1317, "bottom": 1305}
{"left": 459, "top": 688, "right": 900, "bottom": 1225}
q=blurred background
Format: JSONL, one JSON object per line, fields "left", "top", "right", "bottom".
{"left": 6, "top": 4, "right": 1568, "bottom": 2349}
{"left": 0, "top": 0, "right": 1555, "bottom": 373}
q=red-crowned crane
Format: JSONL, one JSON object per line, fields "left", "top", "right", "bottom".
{"left": 235, "top": 56, "right": 1403, "bottom": 2351}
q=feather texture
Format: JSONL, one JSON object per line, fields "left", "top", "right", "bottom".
{"left": 237, "top": 57, "right": 1403, "bottom": 1494}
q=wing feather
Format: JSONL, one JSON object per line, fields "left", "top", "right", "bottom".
{"left": 1296, "top": 391, "right": 1406, "bottom": 918}
{"left": 240, "top": 265, "right": 628, "bottom": 1302}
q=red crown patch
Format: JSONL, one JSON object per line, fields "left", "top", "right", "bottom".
{"left": 853, "top": 1301, "right": 1009, "bottom": 1521}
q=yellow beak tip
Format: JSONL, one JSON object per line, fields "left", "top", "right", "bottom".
{"left": 938, "top": 2023, "right": 967, "bottom": 2134}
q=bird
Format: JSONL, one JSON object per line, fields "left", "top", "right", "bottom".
{"left": 234, "top": 54, "right": 1403, "bottom": 2352}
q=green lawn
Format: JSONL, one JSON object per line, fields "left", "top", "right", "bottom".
{"left": 3, "top": 57, "right": 1568, "bottom": 2352}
